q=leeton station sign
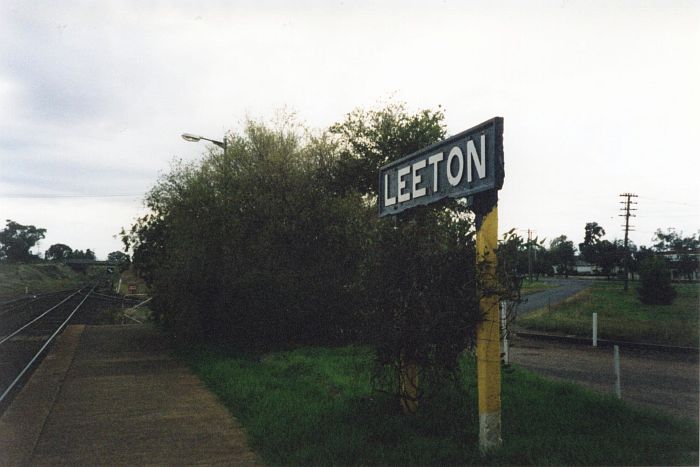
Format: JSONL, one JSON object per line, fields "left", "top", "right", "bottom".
{"left": 379, "top": 117, "right": 504, "bottom": 216}
{"left": 377, "top": 116, "right": 506, "bottom": 452}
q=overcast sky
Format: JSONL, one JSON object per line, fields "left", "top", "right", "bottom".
{"left": 1, "top": 0, "right": 698, "bottom": 259}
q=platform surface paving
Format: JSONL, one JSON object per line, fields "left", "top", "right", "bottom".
{"left": 0, "top": 324, "right": 262, "bottom": 466}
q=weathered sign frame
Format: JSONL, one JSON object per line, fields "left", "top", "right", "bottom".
{"left": 379, "top": 117, "right": 503, "bottom": 217}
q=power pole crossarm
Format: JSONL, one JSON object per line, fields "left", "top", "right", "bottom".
{"left": 619, "top": 193, "right": 638, "bottom": 291}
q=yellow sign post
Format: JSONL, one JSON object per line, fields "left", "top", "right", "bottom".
{"left": 475, "top": 203, "right": 502, "bottom": 452}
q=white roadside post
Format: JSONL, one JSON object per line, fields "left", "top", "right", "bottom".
{"left": 592, "top": 312, "right": 598, "bottom": 347}
{"left": 500, "top": 301, "right": 509, "bottom": 365}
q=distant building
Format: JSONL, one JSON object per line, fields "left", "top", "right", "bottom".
{"left": 658, "top": 251, "right": 699, "bottom": 281}
{"left": 572, "top": 257, "right": 620, "bottom": 277}
{"left": 573, "top": 259, "right": 596, "bottom": 275}
{"left": 572, "top": 252, "right": 698, "bottom": 280}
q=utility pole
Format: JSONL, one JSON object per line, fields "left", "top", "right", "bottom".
{"left": 527, "top": 229, "right": 533, "bottom": 282}
{"left": 518, "top": 228, "right": 537, "bottom": 282}
{"left": 619, "top": 193, "right": 638, "bottom": 291}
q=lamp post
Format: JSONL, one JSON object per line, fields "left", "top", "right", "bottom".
{"left": 181, "top": 132, "right": 227, "bottom": 152}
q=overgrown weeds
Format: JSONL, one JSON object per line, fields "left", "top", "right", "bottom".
{"left": 185, "top": 345, "right": 698, "bottom": 466}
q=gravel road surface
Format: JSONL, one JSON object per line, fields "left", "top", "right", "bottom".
{"left": 510, "top": 335, "right": 699, "bottom": 422}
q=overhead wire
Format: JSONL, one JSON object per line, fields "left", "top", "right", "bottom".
{"left": 637, "top": 196, "right": 699, "bottom": 207}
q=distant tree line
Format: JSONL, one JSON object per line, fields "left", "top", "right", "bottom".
{"left": 509, "top": 222, "right": 697, "bottom": 306}
{"left": 0, "top": 219, "right": 129, "bottom": 272}
{"left": 650, "top": 229, "right": 700, "bottom": 281}
{"left": 0, "top": 219, "right": 46, "bottom": 262}
{"left": 44, "top": 243, "right": 96, "bottom": 261}
{"left": 505, "top": 222, "right": 698, "bottom": 283}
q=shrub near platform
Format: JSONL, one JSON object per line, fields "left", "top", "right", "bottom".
{"left": 186, "top": 345, "right": 697, "bottom": 466}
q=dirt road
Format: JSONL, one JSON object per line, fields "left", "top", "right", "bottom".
{"left": 510, "top": 336, "right": 699, "bottom": 422}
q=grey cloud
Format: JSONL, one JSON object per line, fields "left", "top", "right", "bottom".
{"left": 1, "top": 6, "right": 124, "bottom": 124}
{"left": 1, "top": 151, "right": 154, "bottom": 196}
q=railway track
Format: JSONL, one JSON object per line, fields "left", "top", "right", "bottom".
{"left": 0, "top": 288, "right": 81, "bottom": 317}
{"left": 0, "top": 286, "right": 115, "bottom": 414}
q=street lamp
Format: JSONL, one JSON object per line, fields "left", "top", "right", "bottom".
{"left": 181, "top": 132, "right": 227, "bottom": 151}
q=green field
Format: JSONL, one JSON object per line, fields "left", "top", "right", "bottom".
{"left": 0, "top": 262, "right": 92, "bottom": 298}
{"left": 518, "top": 281, "right": 699, "bottom": 347}
{"left": 186, "top": 345, "right": 698, "bottom": 466}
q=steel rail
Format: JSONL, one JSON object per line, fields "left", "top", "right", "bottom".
{"left": 0, "top": 288, "right": 83, "bottom": 316}
{"left": 121, "top": 297, "right": 153, "bottom": 324}
{"left": 91, "top": 291, "right": 131, "bottom": 299}
{"left": 0, "top": 287, "right": 95, "bottom": 404}
{"left": 0, "top": 295, "right": 32, "bottom": 307}
{"left": 514, "top": 330, "right": 700, "bottom": 355}
{"left": 81, "top": 293, "right": 124, "bottom": 303}
{"left": 0, "top": 289, "right": 82, "bottom": 346}
{"left": 0, "top": 287, "right": 82, "bottom": 306}
{"left": 0, "top": 297, "right": 40, "bottom": 317}
{"left": 130, "top": 297, "right": 152, "bottom": 309}
{"left": 86, "top": 291, "right": 142, "bottom": 303}
{"left": 34, "top": 287, "right": 84, "bottom": 298}
{"left": 90, "top": 291, "right": 122, "bottom": 299}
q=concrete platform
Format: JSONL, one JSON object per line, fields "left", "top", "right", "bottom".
{"left": 0, "top": 324, "right": 262, "bottom": 466}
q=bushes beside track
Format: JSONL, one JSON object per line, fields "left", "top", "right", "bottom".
{"left": 123, "top": 105, "right": 523, "bottom": 399}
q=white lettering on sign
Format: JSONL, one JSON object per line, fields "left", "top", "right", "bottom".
{"left": 412, "top": 159, "right": 427, "bottom": 198}
{"left": 397, "top": 166, "right": 411, "bottom": 202}
{"left": 383, "top": 173, "right": 396, "bottom": 206}
{"left": 382, "top": 136, "right": 488, "bottom": 205}
{"left": 467, "top": 135, "right": 486, "bottom": 182}
{"left": 378, "top": 116, "right": 502, "bottom": 217}
{"left": 428, "top": 152, "right": 444, "bottom": 192}
{"left": 447, "top": 146, "right": 464, "bottom": 186}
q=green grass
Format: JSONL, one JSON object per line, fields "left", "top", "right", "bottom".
{"left": 0, "top": 262, "right": 90, "bottom": 298}
{"left": 185, "top": 345, "right": 698, "bottom": 465}
{"left": 521, "top": 279, "right": 560, "bottom": 296}
{"left": 519, "top": 281, "right": 699, "bottom": 347}
{"left": 116, "top": 268, "right": 150, "bottom": 295}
